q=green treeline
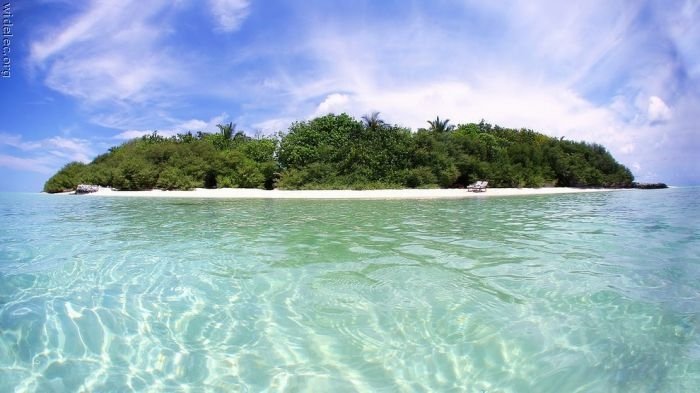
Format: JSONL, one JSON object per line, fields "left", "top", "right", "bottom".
{"left": 43, "top": 114, "right": 634, "bottom": 193}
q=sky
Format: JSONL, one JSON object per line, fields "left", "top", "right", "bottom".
{"left": 0, "top": 0, "right": 698, "bottom": 191}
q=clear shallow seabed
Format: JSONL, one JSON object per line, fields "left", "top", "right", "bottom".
{"left": 0, "top": 188, "right": 698, "bottom": 392}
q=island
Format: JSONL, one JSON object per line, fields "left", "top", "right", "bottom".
{"left": 44, "top": 114, "right": 637, "bottom": 193}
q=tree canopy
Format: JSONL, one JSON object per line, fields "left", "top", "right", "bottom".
{"left": 43, "top": 114, "right": 634, "bottom": 193}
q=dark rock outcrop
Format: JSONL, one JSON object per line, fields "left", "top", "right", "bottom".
{"left": 75, "top": 184, "right": 100, "bottom": 194}
{"left": 633, "top": 182, "right": 668, "bottom": 189}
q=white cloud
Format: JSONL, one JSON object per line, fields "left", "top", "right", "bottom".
{"left": 113, "top": 130, "right": 153, "bottom": 140}
{"left": 45, "top": 137, "right": 94, "bottom": 162}
{"left": 620, "top": 144, "right": 635, "bottom": 154}
{"left": 0, "top": 155, "right": 55, "bottom": 174}
{"left": 251, "top": 1, "right": 699, "bottom": 184}
{"left": 0, "top": 134, "right": 95, "bottom": 174}
{"left": 0, "top": 134, "right": 28, "bottom": 149}
{"left": 647, "top": 96, "right": 671, "bottom": 123}
{"left": 170, "top": 113, "right": 229, "bottom": 134}
{"left": 27, "top": 0, "right": 254, "bottom": 133}
{"left": 30, "top": 1, "right": 183, "bottom": 105}
{"left": 0, "top": 134, "right": 93, "bottom": 162}
{"left": 30, "top": 2, "right": 117, "bottom": 63}
{"left": 252, "top": 117, "right": 296, "bottom": 133}
{"left": 312, "top": 93, "right": 353, "bottom": 118}
{"left": 112, "top": 113, "right": 229, "bottom": 139}
{"left": 178, "top": 119, "right": 209, "bottom": 131}
{"left": 209, "top": 0, "right": 250, "bottom": 32}
{"left": 21, "top": 1, "right": 700, "bottom": 185}
{"left": 664, "top": 0, "right": 700, "bottom": 79}
{"left": 305, "top": 78, "right": 635, "bottom": 156}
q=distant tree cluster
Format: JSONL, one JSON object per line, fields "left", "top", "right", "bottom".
{"left": 43, "top": 114, "right": 634, "bottom": 193}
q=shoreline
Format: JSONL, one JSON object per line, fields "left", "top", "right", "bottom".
{"left": 69, "top": 187, "right": 621, "bottom": 200}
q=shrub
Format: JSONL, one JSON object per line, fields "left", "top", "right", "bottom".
{"left": 112, "top": 158, "right": 158, "bottom": 190}
{"left": 43, "top": 162, "right": 88, "bottom": 193}
{"left": 157, "top": 167, "right": 197, "bottom": 190}
{"left": 404, "top": 167, "right": 437, "bottom": 188}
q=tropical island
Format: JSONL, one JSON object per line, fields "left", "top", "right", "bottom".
{"left": 43, "top": 113, "right": 637, "bottom": 193}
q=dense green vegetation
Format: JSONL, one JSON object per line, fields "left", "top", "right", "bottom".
{"left": 43, "top": 114, "right": 634, "bottom": 193}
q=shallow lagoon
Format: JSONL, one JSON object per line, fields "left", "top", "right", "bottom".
{"left": 0, "top": 188, "right": 698, "bottom": 392}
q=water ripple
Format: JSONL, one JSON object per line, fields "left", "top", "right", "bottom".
{"left": 0, "top": 189, "right": 698, "bottom": 391}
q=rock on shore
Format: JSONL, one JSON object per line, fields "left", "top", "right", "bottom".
{"left": 633, "top": 182, "right": 668, "bottom": 189}
{"left": 75, "top": 184, "right": 100, "bottom": 194}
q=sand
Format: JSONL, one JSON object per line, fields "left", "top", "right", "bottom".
{"left": 82, "top": 187, "right": 619, "bottom": 199}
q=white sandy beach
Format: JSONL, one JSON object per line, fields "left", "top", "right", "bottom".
{"left": 81, "top": 187, "right": 619, "bottom": 199}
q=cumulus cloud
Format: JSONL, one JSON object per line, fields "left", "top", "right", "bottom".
{"left": 256, "top": 1, "right": 698, "bottom": 184}
{"left": 647, "top": 96, "right": 671, "bottom": 123}
{"left": 307, "top": 78, "right": 634, "bottom": 156}
{"left": 178, "top": 119, "right": 209, "bottom": 131}
{"left": 252, "top": 117, "right": 296, "bottom": 133}
{"left": 312, "top": 93, "right": 353, "bottom": 118}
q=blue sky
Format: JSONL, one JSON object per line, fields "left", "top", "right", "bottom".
{"left": 0, "top": 0, "right": 698, "bottom": 191}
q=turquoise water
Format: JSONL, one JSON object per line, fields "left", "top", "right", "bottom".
{"left": 0, "top": 189, "right": 698, "bottom": 392}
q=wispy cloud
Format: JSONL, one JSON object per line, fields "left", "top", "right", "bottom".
{"left": 112, "top": 113, "right": 229, "bottom": 139}
{"left": 29, "top": 0, "right": 250, "bottom": 142}
{"left": 30, "top": 1, "right": 183, "bottom": 105}
{"left": 257, "top": 0, "right": 698, "bottom": 183}
{"left": 0, "top": 134, "right": 95, "bottom": 174}
{"left": 20, "top": 0, "right": 700, "bottom": 185}
{"left": 209, "top": 0, "right": 250, "bottom": 32}
{"left": 28, "top": 0, "right": 251, "bottom": 131}
{"left": 0, "top": 155, "right": 55, "bottom": 174}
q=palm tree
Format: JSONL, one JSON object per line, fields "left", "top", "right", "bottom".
{"left": 216, "top": 122, "right": 236, "bottom": 140}
{"left": 427, "top": 116, "right": 454, "bottom": 133}
{"left": 362, "top": 111, "right": 385, "bottom": 131}
{"left": 232, "top": 130, "right": 249, "bottom": 142}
